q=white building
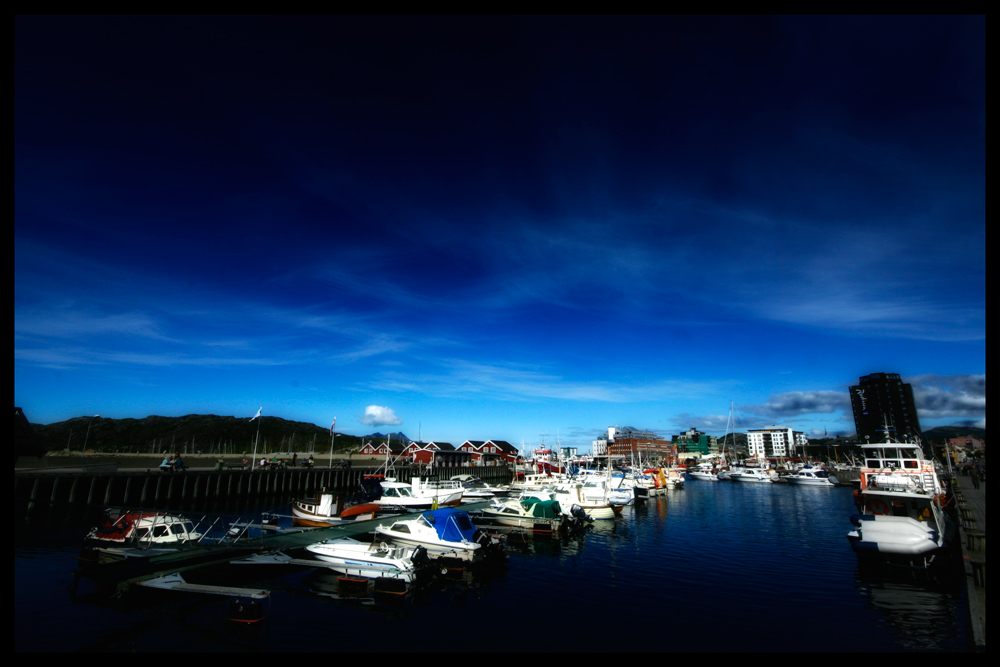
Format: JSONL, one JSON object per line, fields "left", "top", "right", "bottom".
{"left": 746, "top": 426, "right": 808, "bottom": 459}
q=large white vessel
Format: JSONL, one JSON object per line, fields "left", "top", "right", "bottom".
{"left": 846, "top": 426, "right": 956, "bottom": 568}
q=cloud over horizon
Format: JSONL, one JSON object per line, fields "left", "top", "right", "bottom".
{"left": 359, "top": 405, "right": 403, "bottom": 427}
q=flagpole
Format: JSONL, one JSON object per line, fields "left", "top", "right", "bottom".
{"left": 250, "top": 407, "right": 262, "bottom": 472}
{"left": 329, "top": 417, "right": 336, "bottom": 469}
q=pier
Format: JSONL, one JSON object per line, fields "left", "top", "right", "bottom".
{"left": 952, "top": 474, "right": 986, "bottom": 652}
{"left": 14, "top": 457, "right": 513, "bottom": 516}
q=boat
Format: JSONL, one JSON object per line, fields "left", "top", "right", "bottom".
{"left": 728, "top": 465, "right": 777, "bottom": 483}
{"left": 783, "top": 466, "right": 839, "bottom": 486}
{"left": 86, "top": 508, "right": 204, "bottom": 546}
{"left": 370, "top": 477, "right": 464, "bottom": 512}
{"left": 80, "top": 508, "right": 205, "bottom": 562}
{"left": 291, "top": 489, "right": 381, "bottom": 526}
{"left": 374, "top": 507, "right": 503, "bottom": 562}
{"left": 846, "top": 423, "right": 956, "bottom": 569}
{"left": 687, "top": 461, "right": 720, "bottom": 481}
{"left": 304, "top": 537, "right": 429, "bottom": 582}
{"left": 657, "top": 466, "right": 686, "bottom": 488}
{"left": 546, "top": 481, "right": 619, "bottom": 520}
{"left": 450, "top": 474, "right": 511, "bottom": 498}
{"left": 480, "top": 495, "right": 570, "bottom": 531}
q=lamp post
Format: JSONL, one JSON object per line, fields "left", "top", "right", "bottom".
{"left": 83, "top": 415, "right": 99, "bottom": 452}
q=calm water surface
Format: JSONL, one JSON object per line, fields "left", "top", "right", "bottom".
{"left": 15, "top": 480, "right": 968, "bottom": 652}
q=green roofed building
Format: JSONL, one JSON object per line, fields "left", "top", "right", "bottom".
{"left": 671, "top": 428, "right": 717, "bottom": 456}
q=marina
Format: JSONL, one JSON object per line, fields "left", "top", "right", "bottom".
{"left": 15, "top": 462, "right": 984, "bottom": 652}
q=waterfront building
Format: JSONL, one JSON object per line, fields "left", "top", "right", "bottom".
{"left": 671, "top": 427, "right": 717, "bottom": 456}
{"left": 358, "top": 439, "right": 407, "bottom": 457}
{"left": 849, "top": 372, "right": 922, "bottom": 443}
{"left": 593, "top": 426, "right": 672, "bottom": 459}
{"left": 402, "top": 441, "right": 472, "bottom": 467}
{"left": 456, "top": 439, "right": 518, "bottom": 465}
{"left": 746, "top": 426, "right": 808, "bottom": 459}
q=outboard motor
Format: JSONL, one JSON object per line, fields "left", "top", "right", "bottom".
{"left": 571, "top": 504, "right": 593, "bottom": 523}
{"left": 411, "top": 545, "right": 433, "bottom": 571}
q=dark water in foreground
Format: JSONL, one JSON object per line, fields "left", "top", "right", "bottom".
{"left": 15, "top": 481, "right": 968, "bottom": 652}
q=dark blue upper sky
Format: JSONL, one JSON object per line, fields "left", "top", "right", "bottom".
{"left": 15, "top": 16, "right": 985, "bottom": 448}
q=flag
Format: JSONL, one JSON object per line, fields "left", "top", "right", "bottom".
{"left": 330, "top": 417, "right": 336, "bottom": 435}
{"left": 250, "top": 407, "right": 262, "bottom": 421}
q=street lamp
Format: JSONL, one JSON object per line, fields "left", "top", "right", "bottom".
{"left": 83, "top": 415, "right": 99, "bottom": 452}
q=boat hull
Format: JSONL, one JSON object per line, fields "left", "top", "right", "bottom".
{"left": 784, "top": 478, "right": 837, "bottom": 486}
{"left": 305, "top": 540, "right": 420, "bottom": 582}
{"left": 373, "top": 532, "right": 482, "bottom": 562}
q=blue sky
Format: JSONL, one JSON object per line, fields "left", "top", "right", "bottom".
{"left": 15, "top": 16, "right": 985, "bottom": 451}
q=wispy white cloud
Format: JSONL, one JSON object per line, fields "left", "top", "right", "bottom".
{"left": 373, "top": 359, "right": 715, "bottom": 404}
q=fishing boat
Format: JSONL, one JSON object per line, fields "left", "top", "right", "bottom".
{"left": 783, "top": 466, "right": 839, "bottom": 486}
{"left": 304, "top": 537, "right": 428, "bottom": 582}
{"left": 374, "top": 508, "right": 503, "bottom": 562}
{"left": 291, "top": 489, "right": 381, "bottom": 526}
{"left": 846, "top": 424, "right": 956, "bottom": 569}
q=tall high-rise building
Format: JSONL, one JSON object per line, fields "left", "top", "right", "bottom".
{"left": 849, "top": 372, "right": 922, "bottom": 443}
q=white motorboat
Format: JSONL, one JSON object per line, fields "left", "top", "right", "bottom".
{"left": 847, "top": 425, "right": 956, "bottom": 568}
{"left": 687, "top": 462, "right": 720, "bottom": 481}
{"left": 375, "top": 508, "right": 503, "bottom": 562}
{"left": 371, "top": 477, "right": 463, "bottom": 511}
{"left": 783, "top": 467, "right": 839, "bottom": 486}
{"left": 304, "top": 537, "right": 427, "bottom": 582}
{"left": 545, "top": 483, "right": 618, "bottom": 520}
{"left": 728, "top": 467, "right": 776, "bottom": 483}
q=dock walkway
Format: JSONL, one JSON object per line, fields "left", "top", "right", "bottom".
{"left": 953, "top": 474, "right": 985, "bottom": 652}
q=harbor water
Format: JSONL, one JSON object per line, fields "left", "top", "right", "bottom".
{"left": 15, "top": 479, "right": 969, "bottom": 652}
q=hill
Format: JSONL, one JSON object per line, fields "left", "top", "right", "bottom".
{"left": 921, "top": 425, "right": 986, "bottom": 442}
{"left": 29, "top": 413, "right": 366, "bottom": 455}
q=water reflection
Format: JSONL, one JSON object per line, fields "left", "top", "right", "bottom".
{"left": 854, "top": 562, "right": 967, "bottom": 651}
{"left": 16, "top": 482, "right": 970, "bottom": 652}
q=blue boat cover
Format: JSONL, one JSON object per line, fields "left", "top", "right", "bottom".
{"left": 422, "top": 508, "right": 478, "bottom": 543}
